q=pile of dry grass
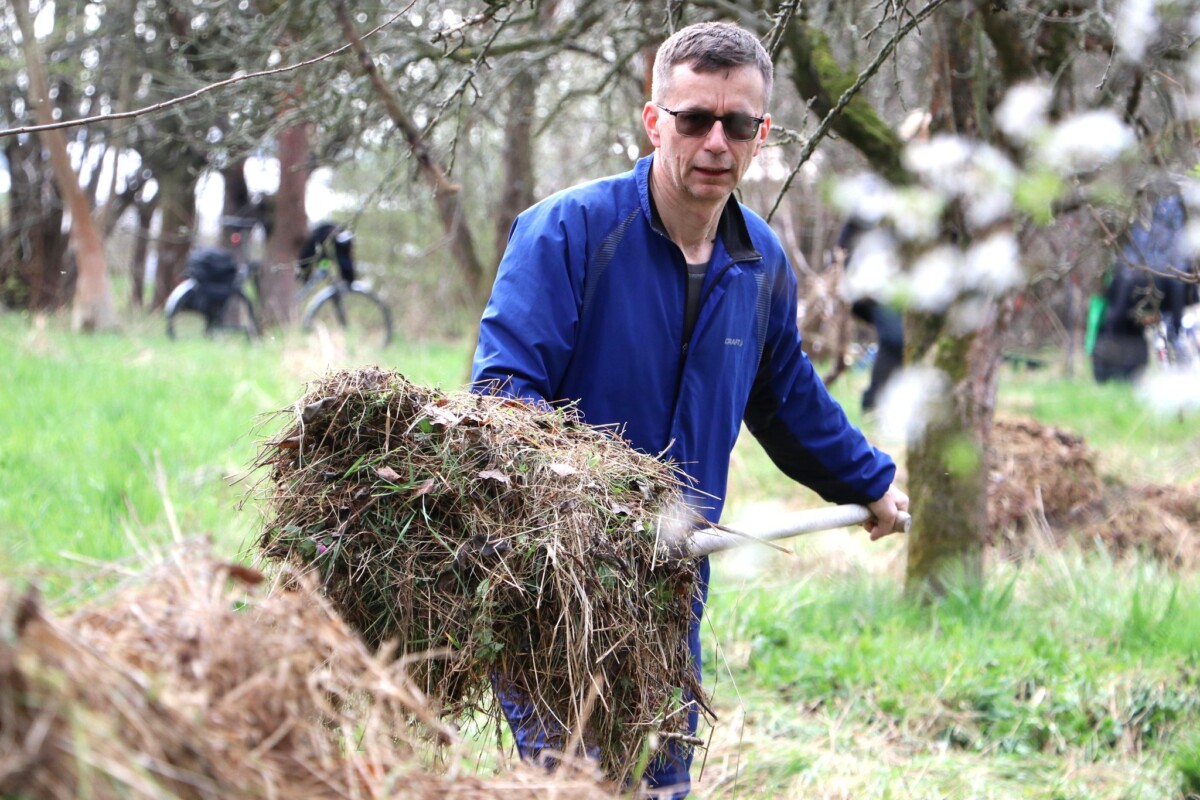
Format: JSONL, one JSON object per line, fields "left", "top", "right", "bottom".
{"left": 251, "top": 368, "right": 707, "bottom": 780}
{"left": 986, "top": 416, "right": 1200, "bottom": 567}
{"left": 0, "top": 547, "right": 617, "bottom": 799}
{"left": 987, "top": 416, "right": 1104, "bottom": 544}
{"left": 1077, "top": 482, "right": 1200, "bottom": 568}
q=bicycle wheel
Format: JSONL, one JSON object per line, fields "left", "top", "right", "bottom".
{"left": 210, "top": 289, "right": 260, "bottom": 340}
{"left": 165, "top": 279, "right": 209, "bottom": 340}
{"left": 303, "top": 285, "right": 393, "bottom": 351}
{"left": 166, "top": 283, "right": 258, "bottom": 341}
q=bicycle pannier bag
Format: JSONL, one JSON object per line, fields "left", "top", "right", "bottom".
{"left": 185, "top": 247, "right": 239, "bottom": 317}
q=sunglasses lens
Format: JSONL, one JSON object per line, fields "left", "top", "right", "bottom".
{"left": 675, "top": 111, "right": 716, "bottom": 137}
{"left": 671, "top": 110, "right": 759, "bottom": 141}
{"left": 724, "top": 114, "right": 758, "bottom": 141}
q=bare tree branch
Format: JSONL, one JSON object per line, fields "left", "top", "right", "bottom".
{"left": 766, "top": 0, "right": 952, "bottom": 222}
{"left": 0, "top": 3, "right": 415, "bottom": 139}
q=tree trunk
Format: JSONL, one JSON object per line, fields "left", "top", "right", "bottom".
{"left": 220, "top": 158, "right": 253, "bottom": 249}
{"left": 903, "top": 315, "right": 987, "bottom": 596}
{"left": 903, "top": 1, "right": 997, "bottom": 596}
{"left": 261, "top": 121, "right": 308, "bottom": 325}
{"left": 493, "top": 70, "right": 540, "bottom": 267}
{"left": 152, "top": 168, "right": 199, "bottom": 310}
{"left": 1, "top": 137, "right": 68, "bottom": 310}
{"left": 333, "top": 0, "right": 487, "bottom": 307}
{"left": 15, "top": 0, "right": 117, "bottom": 331}
{"left": 130, "top": 197, "right": 158, "bottom": 309}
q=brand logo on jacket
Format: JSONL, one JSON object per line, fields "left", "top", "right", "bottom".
{"left": 724, "top": 338, "right": 744, "bottom": 347}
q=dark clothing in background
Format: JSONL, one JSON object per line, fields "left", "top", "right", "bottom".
{"left": 1093, "top": 194, "right": 1196, "bottom": 382}
{"left": 298, "top": 221, "right": 356, "bottom": 283}
{"left": 838, "top": 219, "right": 904, "bottom": 412}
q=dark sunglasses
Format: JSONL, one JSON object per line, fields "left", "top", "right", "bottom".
{"left": 656, "top": 104, "right": 765, "bottom": 142}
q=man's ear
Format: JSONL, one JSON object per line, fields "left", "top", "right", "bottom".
{"left": 753, "top": 113, "right": 772, "bottom": 156}
{"left": 643, "top": 102, "right": 662, "bottom": 149}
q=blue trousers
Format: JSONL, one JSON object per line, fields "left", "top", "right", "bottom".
{"left": 498, "top": 558, "right": 710, "bottom": 799}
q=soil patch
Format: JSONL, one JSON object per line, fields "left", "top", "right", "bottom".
{"left": 988, "top": 417, "right": 1200, "bottom": 566}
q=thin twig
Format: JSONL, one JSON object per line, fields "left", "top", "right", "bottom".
{"left": 766, "top": 0, "right": 952, "bottom": 223}
{"left": 0, "top": 3, "right": 416, "bottom": 139}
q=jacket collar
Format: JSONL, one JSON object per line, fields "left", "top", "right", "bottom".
{"left": 636, "top": 155, "right": 761, "bottom": 264}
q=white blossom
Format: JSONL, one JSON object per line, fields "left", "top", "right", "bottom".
{"left": 1038, "top": 111, "right": 1134, "bottom": 173}
{"left": 903, "top": 137, "right": 1017, "bottom": 231}
{"left": 841, "top": 230, "right": 901, "bottom": 301}
{"left": 948, "top": 295, "right": 997, "bottom": 334}
{"left": 1185, "top": 220, "right": 1200, "bottom": 258}
{"left": 1117, "top": 0, "right": 1160, "bottom": 62}
{"left": 876, "top": 367, "right": 950, "bottom": 447}
{"left": 995, "top": 84, "right": 1052, "bottom": 145}
{"left": 887, "top": 187, "right": 945, "bottom": 242}
{"left": 904, "top": 134, "right": 975, "bottom": 197}
{"left": 962, "top": 232, "right": 1023, "bottom": 294}
{"left": 1137, "top": 368, "right": 1200, "bottom": 415}
{"left": 908, "top": 246, "right": 962, "bottom": 312}
{"left": 964, "top": 146, "right": 1018, "bottom": 230}
{"left": 831, "top": 173, "right": 892, "bottom": 225}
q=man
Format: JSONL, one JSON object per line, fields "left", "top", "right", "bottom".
{"left": 472, "top": 21, "right": 907, "bottom": 798}
{"left": 836, "top": 216, "right": 905, "bottom": 412}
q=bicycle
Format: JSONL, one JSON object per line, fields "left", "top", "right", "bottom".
{"left": 295, "top": 239, "right": 393, "bottom": 351}
{"left": 164, "top": 219, "right": 261, "bottom": 341}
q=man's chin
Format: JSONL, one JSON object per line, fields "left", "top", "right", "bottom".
{"left": 687, "top": 174, "right": 735, "bottom": 198}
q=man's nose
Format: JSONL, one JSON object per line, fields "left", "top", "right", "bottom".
{"left": 703, "top": 119, "right": 729, "bottom": 151}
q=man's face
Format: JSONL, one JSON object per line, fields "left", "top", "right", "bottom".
{"left": 643, "top": 63, "right": 771, "bottom": 206}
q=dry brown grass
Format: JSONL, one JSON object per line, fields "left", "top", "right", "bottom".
{"left": 988, "top": 416, "right": 1200, "bottom": 566}
{"left": 250, "top": 367, "right": 709, "bottom": 781}
{"left": 0, "top": 545, "right": 620, "bottom": 799}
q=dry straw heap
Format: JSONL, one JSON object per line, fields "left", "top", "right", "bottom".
{"left": 252, "top": 367, "right": 709, "bottom": 780}
{"left": 0, "top": 550, "right": 616, "bottom": 799}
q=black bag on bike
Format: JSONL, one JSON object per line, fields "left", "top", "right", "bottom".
{"left": 185, "top": 247, "right": 239, "bottom": 317}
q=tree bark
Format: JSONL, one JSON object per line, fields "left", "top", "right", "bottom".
{"left": 261, "top": 119, "right": 308, "bottom": 325}
{"left": 130, "top": 197, "right": 158, "bottom": 310}
{"left": 903, "top": 1, "right": 997, "bottom": 596}
{"left": 151, "top": 168, "right": 199, "bottom": 310}
{"left": 220, "top": 158, "right": 253, "bottom": 249}
{"left": 902, "top": 326, "right": 986, "bottom": 596}
{"left": 1, "top": 136, "right": 68, "bottom": 310}
{"left": 14, "top": 0, "right": 117, "bottom": 331}
{"left": 783, "top": 19, "right": 909, "bottom": 184}
{"left": 333, "top": 0, "right": 487, "bottom": 307}
{"left": 493, "top": 71, "right": 540, "bottom": 267}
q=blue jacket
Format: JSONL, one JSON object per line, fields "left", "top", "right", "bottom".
{"left": 472, "top": 155, "right": 894, "bottom": 524}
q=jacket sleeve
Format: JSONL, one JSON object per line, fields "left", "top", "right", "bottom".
{"left": 470, "top": 200, "right": 588, "bottom": 405}
{"left": 743, "top": 254, "right": 896, "bottom": 505}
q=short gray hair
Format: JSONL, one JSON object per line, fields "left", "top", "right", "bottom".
{"left": 651, "top": 22, "right": 773, "bottom": 110}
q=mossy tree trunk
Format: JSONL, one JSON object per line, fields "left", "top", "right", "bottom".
{"left": 782, "top": 20, "right": 908, "bottom": 184}
{"left": 780, "top": 1, "right": 1009, "bottom": 596}
{"left": 902, "top": 2, "right": 1006, "bottom": 597}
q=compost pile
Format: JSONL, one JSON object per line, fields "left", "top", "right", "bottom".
{"left": 0, "top": 549, "right": 616, "bottom": 799}
{"left": 252, "top": 367, "right": 707, "bottom": 779}
{"left": 987, "top": 416, "right": 1200, "bottom": 567}
{"left": 987, "top": 416, "right": 1103, "bottom": 539}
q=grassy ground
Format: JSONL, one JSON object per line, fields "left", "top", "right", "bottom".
{"left": 3, "top": 311, "right": 1199, "bottom": 798}
{"left": 0, "top": 310, "right": 467, "bottom": 599}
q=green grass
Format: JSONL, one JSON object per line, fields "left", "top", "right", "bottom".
{"left": 699, "top": 546, "right": 1200, "bottom": 798}
{"left": 0, "top": 310, "right": 469, "bottom": 598}
{"left": 4, "top": 313, "right": 1200, "bottom": 798}
{"left": 998, "top": 368, "right": 1200, "bottom": 484}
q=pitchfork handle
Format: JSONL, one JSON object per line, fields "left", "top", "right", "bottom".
{"left": 671, "top": 504, "right": 912, "bottom": 560}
